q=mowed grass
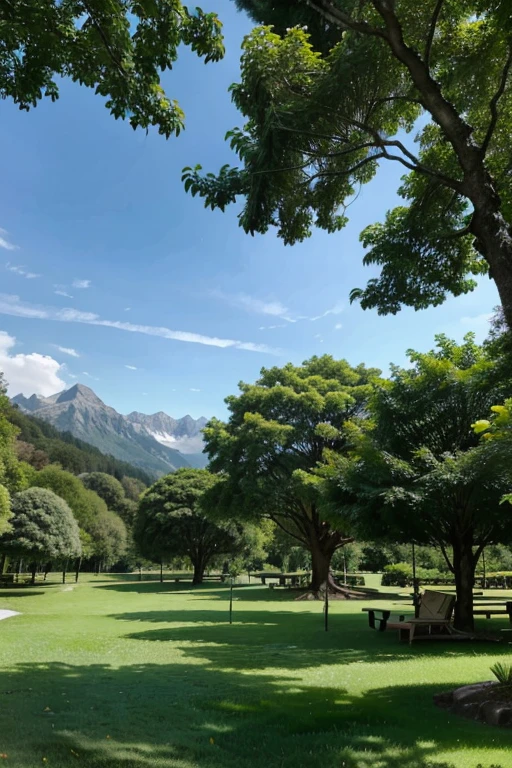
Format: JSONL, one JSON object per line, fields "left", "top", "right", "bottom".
{"left": 0, "top": 578, "right": 512, "bottom": 768}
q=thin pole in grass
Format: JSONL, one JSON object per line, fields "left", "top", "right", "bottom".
{"left": 324, "top": 582, "right": 329, "bottom": 632}
{"left": 412, "top": 542, "right": 420, "bottom": 618}
{"left": 229, "top": 577, "right": 234, "bottom": 624}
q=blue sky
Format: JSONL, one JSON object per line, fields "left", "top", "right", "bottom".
{"left": 0, "top": 3, "right": 499, "bottom": 420}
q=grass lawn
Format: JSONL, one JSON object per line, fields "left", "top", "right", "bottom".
{"left": 0, "top": 578, "right": 511, "bottom": 768}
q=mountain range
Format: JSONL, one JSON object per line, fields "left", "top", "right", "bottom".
{"left": 12, "top": 384, "right": 209, "bottom": 476}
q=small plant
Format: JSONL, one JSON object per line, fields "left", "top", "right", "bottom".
{"left": 490, "top": 662, "right": 512, "bottom": 685}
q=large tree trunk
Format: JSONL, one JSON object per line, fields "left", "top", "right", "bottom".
{"left": 192, "top": 552, "right": 207, "bottom": 585}
{"left": 452, "top": 536, "right": 476, "bottom": 632}
{"left": 310, "top": 543, "right": 332, "bottom": 593}
{"left": 470, "top": 203, "right": 512, "bottom": 329}
{"left": 306, "top": 536, "right": 353, "bottom": 598}
{"left": 30, "top": 563, "right": 37, "bottom": 585}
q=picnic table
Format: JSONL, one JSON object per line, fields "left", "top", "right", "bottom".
{"left": 256, "top": 572, "right": 309, "bottom": 587}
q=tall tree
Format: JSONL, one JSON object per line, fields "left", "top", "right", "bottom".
{"left": 184, "top": 2, "right": 512, "bottom": 325}
{"left": 135, "top": 468, "right": 246, "bottom": 584}
{"left": 1, "top": 0, "right": 224, "bottom": 136}
{"left": 0, "top": 488, "right": 81, "bottom": 583}
{"left": 0, "top": 373, "right": 26, "bottom": 533}
{"left": 203, "top": 356, "right": 379, "bottom": 594}
{"left": 331, "top": 335, "right": 512, "bottom": 631}
{"left": 81, "top": 472, "right": 126, "bottom": 511}
{"left": 0, "top": 485, "right": 10, "bottom": 537}
{"left": 90, "top": 509, "right": 128, "bottom": 569}
{"left": 30, "top": 465, "right": 107, "bottom": 532}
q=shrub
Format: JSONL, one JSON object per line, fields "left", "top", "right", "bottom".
{"left": 381, "top": 562, "right": 451, "bottom": 587}
{"left": 490, "top": 662, "right": 512, "bottom": 685}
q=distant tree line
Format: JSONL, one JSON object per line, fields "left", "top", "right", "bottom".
{"left": 0, "top": 373, "right": 152, "bottom": 581}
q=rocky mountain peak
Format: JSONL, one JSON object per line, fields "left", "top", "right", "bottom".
{"left": 10, "top": 384, "right": 209, "bottom": 473}
{"left": 56, "top": 383, "right": 104, "bottom": 405}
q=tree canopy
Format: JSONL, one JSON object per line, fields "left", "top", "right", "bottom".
{"left": 184, "top": 1, "right": 512, "bottom": 325}
{"left": 0, "top": 374, "right": 26, "bottom": 533}
{"left": 91, "top": 509, "right": 128, "bottom": 567}
{"left": 30, "top": 465, "right": 106, "bottom": 531}
{"left": 1, "top": 0, "right": 224, "bottom": 136}
{"left": 202, "top": 355, "right": 380, "bottom": 593}
{"left": 330, "top": 334, "right": 512, "bottom": 630}
{"left": 81, "top": 472, "right": 126, "bottom": 512}
{"left": 135, "top": 468, "right": 247, "bottom": 583}
{"left": 0, "top": 488, "right": 81, "bottom": 581}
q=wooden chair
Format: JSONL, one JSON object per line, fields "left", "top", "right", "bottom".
{"left": 363, "top": 590, "right": 456, "bottom": 644}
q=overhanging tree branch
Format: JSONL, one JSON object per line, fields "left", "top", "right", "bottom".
{"left": 424, "top": 0, "right": 445, "bottom": 69}
{"left": 303, "top": 0, "right": 388, "bottom": 39}
{"left": 81, "top": 1, "right": 127, "bottom": 79}
{"left": 482, "top": 41, "right": 512, "bottom": 155}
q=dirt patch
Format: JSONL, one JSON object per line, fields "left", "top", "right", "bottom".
{"left": 434, "top": 682, "right": 512, "bottom": 727}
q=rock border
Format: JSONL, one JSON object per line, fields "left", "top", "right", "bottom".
{"left": 434, "top": 682, "right": 512, "bottom": 727}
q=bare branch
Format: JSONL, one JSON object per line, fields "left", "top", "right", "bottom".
{"left": 82, "top": 1, "right": 126, "bottom": 79}
{"left": 303, "top": 0, "right": 388, "bottom": 39}
{"left": 301, "top": 141, "right": 378, "bottom": 159}
{"left": 381, "top": 147, "right": 464, "bottom": 193}
{"left": 482, "top": 41, "right": 512, "bottom": 154}
{"left": 270, "top": 514, "right": 307, "bottom": 546}
{"left": 439, "top": 542, "right": 454, "bottom": 573}
{"left": 424, "top": 0, "right": 445, "bottom": 69}
{"left": 439, "top": 219, "right": 473, "bottom": 240}
{"left": 304, "top": 152, "right": 387, "bottom": 184}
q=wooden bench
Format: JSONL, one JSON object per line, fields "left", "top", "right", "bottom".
{"left": 203, "top": 575, "right": 227, "bottom": 582}
{"left": 0, "top": 574, "right": 14, "bottom": 585}
{"left": 473, "top": 602, "right": 512, "bottom": 622}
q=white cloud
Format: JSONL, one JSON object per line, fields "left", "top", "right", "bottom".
{"left": 72, "top": 279, "right": 91, "bottom": 289}
{"left": 236, "top": 294, "right": 290, "bottom": 317}
{"left": 68, "top": 374, "right": 78, "bottom": 379}
{"left": 125, "top": 365, "right": 137, "bottom": 370}
{"left": 0, "top": 294, "right": 48, "bottom": 319}
{"left": 460, "top": 312, "right": 493, "bottom": 328}
{"left": 57, "top": 308, "right": 99, "bottom": 322}
{"left": 53, "top": 345, "right": 80, "bottom": 358}
{"left": 458, "top": 312, "right": 493, "bottom": 342}
{"left": 54, "top": 286, "right": 74, "bottom": 298}
{"left": 334, "top": 323, "right": 343, "bottom": 330}
{"left": 6, "top": 263, "right": 40, "bottom": 279}
{"left": 216, "top": 291, "right": 343, "bottom": 325}
{"left": 310, "top": 302, "right": 344, "bottom": 322}
{"left": 0, "top": 229, "right": 18, "bottom": 251}
{"left": 189, "top": 388, "right": 201, "bottom": 392}
{"left": 0, "top": 331, "right": 66, "bottom": 396}
{"left": 0, "top": 295, "right": 281, "bottom": 355}
{"left": 124, "top": 307, "right": 131, "bottom": 312}
{"left": 82, "top": 371, "right": 99, "bottom": 381}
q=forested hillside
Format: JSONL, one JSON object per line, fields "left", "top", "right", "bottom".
{"left": 8, "top": 405, "right": 152, "bottom": 484}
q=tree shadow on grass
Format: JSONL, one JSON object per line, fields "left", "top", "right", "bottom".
{"left": 0, "top": 589, "right": 47, "bottom": 598}
{"left": 111, "top": 608, "right": 512, "bottom": 672}
{"left": 96, "top": 582, "right": 408, "bottom": 607}
{"left": 0, "top": 660, "right": 509, "bottom": 768}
